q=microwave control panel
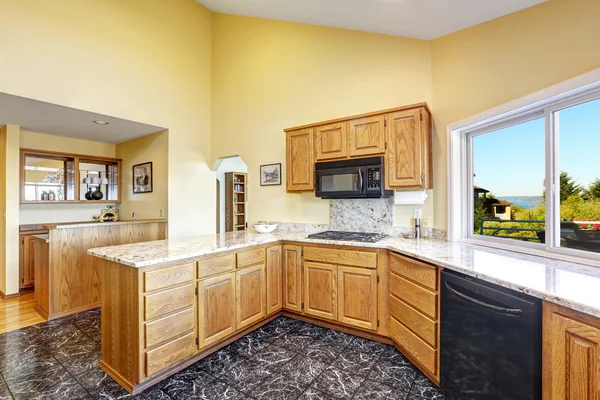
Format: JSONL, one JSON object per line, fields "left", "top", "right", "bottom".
{"left": 366, "top": 167, "right": 382, "bottom": 190}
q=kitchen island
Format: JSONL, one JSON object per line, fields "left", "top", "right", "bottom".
{"left": 33, "top": 219, "right": 167, "bottom": 320}
{"left": 88, "top": 231, "right": 600, "bottom": 396}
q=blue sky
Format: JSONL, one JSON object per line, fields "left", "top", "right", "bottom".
{"left": 473, "top": 98, "right": 600, "bottom": 196}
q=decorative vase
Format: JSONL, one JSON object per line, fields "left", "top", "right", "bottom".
{"left": 48, "top": 191, "right": 56, "bottom": 201}
{"left": 85, "top": 187, "right": 94, "bottom": 200}
{"left": 91, "top": 186, "right": 104, "bottom": 200}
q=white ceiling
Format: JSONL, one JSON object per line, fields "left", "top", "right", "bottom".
{"left": 0, "top": 92, "right": 165, "bottom": 144}
{"left": 198, "top": 0, "right": 546, "bottom": 40}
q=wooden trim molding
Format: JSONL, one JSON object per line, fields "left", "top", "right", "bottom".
{"left": 0, "top": 290, "right": 20, "bottom": 300}
{"left": 284, "top": 102, "right": 431, "bottom": 132}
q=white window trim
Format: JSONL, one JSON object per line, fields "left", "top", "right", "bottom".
{"left": 448, "top": 68, "right": 600, "bottom": 267}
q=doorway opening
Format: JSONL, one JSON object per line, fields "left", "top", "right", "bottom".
{"left": 212, "top": 156, "right": 248, "bottom": 233}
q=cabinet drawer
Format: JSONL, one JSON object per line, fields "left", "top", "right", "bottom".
{"left": 237, "top": 248, "right": 265, "bottom": 268}
{"left": 303, "top": 247, "right": 377, "bottom": 269}
{"left": 390, "top": 294, "right": 437, "bottom": 347}
{"left": 390, "top": 273, "right": 437, "bottom": 319}
{"left": 144, "top": 263, "right": 194, "bottom": 292}
{"left": 145, "top": 307, "right": 195, "bottom": 348}
{"left": 197, "top": 254, "right": 235, "bottom": 278}
{"left": 145, "top": 283, "right": 195, "bottom": 320}
{"left": 145, "top": 331, "right": 196, "bottom": 377}
{"left": 390, "top": 317, "right": 437, "bottom": 376}
{"left": 390, "top": 254, "right": 437, "bottom": 291}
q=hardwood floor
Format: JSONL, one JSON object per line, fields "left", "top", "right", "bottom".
{"left": 0, "top": 292, "right": 45, "bottom": 334}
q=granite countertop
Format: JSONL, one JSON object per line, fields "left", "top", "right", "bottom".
{"left": 45, "top": 219, "right": 167, "bottom": 230}
{"left": 87, "top": 231, "right": 600, "bottom": 318}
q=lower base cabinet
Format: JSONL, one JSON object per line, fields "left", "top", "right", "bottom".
{"left": 337, "top": 266, "right": 378, "bottom": 330}
{"left": 236, "top": 263, "right": 267, "bottom": 330}
{"left": 304, "top": 262, "right": 337, "bottom": 321}
{"left": 543, "top": 301, "right": 600, "bottom": 400}
{"left": 197, "top": 272, "right": 236, "bottom": 348}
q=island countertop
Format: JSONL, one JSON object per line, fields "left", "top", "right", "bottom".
{"left": 87, "top": 231, "right": 600, "bottom": 318}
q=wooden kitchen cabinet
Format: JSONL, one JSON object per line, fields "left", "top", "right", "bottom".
{"left": 286, "top": 128, "right": 314, "bottom": 192}
{"left": 385, "top": 107, "right": 432, "bottom": 190}
{"left": 389, "top": 252, "right": 440, "bottom": 384}
{"left": 284, "top": 103, "right": 432, "bottom": 194}
{"left": 282, "top": 245, "right": 303, "bottom": 312}
{"left": 348, "top": 115, "right": 386, "bottom": 157}
{"left": 543, "top": 301, "right": 600, "bottom": 400}
{"left": 337, "top": 266, "right": 378, "bottom": 331}
{"left": 314, "top": 122, "right": 348, "bottom": 161}
{"left": 303, "top": 261, "right": 337, "bottom": 321}
{"left": 20, "top": 234, "right": 36, "bottom": 289}
{"left": 197, "top": 272, "right": 236, "bottom": 348}
{"left": 266, "top": 245, "right": 283, "bottom": 315}
{"left": 235, "top": 263, "right": 266, "bottom": 330}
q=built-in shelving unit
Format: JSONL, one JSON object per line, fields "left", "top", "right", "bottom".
{"left": 225, "top": 172, "right": 247, "bottom": 232}
{"left": 20, "top": 148, "right": 122, "bottom": 204}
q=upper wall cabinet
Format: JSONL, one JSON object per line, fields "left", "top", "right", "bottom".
{"left": 314, "top": 122, "right": 348, "bottom": 161}
{"left": 385, "top": 107, "right": 432, "bottom": 190}
{"left": 20, "top": 148, "right": 122, "bottom": 204}
{"left": 348, "top": 115, "right": 386, "bottom": 157}
{"left": 286, "top": 128, "right": 314, "bottom": 192}
{"left": 284, "top": 103, "right": 432, "bottom": 193}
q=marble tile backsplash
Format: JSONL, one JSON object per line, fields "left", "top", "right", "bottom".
{"left": 329, "top": 198, "right": 394, "bottom": 234}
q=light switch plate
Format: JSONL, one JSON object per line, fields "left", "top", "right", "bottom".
{"left": 413, "top": 208, "right": 422, "bottom": 219}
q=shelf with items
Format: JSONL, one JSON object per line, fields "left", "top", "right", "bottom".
{"left": 20, "top": 149, "right": 122, "bottom": 204}
{"left": 226, "top": 172, "right": 248, "bottom": 232}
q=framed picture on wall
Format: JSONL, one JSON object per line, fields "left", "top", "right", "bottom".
{"left": 260, "top": 163, "right": 281, "bottom": 186}
{"left": 133, "top": 162, "right": 153, "bottom": 193}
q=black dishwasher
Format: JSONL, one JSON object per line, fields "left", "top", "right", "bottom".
{"left": 440, "top": 270, "right": 542, "bottom": 400}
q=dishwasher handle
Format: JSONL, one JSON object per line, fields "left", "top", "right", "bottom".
{"left": 445, "top": 281, "right": 523, "bottom": 316}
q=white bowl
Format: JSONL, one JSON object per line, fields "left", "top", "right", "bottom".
{"left": 253, "top": 223, "right": 278, "bottom": 233}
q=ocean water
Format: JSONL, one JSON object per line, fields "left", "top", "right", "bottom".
{"left": 497, "top": 196, "right": 543, "bottom": 210}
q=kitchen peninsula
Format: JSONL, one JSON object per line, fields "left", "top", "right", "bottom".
{"left": 88, "top": 231, "right": 600, "bottom": 396}
{"left": 34, "top": 219, "right": 167, "bottom": 320}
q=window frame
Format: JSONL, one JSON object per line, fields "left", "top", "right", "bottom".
{"left": 448, "top": 69, "right": 600, "bottom": 266}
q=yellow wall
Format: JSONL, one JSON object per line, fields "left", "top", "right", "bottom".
{"left": 430, "top": 0, "right": 600, "bottom": 229}
{"left": 0, "top": 0, "right": 213, "bottom": 239}
{"left": 0, "top": 125, "right": 20, "bottom": 295}
{"left": 211, "top": 14, "right": 433, "bottom": 226}
{"left": 116, "top": 130, "right": 168, "bottom": 221}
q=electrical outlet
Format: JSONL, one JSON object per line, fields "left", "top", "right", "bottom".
{"left": 413, "top": 208, "right": 422, "bottom": 219}
{"left": 160, "top": 209, "right": 164, "bottom": 217}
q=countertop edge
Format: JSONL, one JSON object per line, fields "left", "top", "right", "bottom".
{"left": 46, "top": 219, "right": 168, "bottom": 230}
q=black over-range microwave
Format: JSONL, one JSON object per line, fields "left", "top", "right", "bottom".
{"left": 315, "top": 156, "right": 393, "bottom": 199}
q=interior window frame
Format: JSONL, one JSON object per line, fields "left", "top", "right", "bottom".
{"left": 448, "top": 70, "right": 600, "bottom": 267}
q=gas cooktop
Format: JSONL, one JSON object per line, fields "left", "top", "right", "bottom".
{"left": 307, "top": 231, "right": 388, "bottom": 243}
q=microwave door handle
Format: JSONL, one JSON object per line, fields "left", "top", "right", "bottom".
{"left": 358, "top": 169, "right": 364, "bottom": 193}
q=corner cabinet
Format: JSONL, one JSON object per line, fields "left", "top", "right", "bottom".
{"left": 284, "top": 103, "right": 432, "bottom": 193}
{"left": 282, "top": 245, "right": 303, "bottom": 312}
{"left": 543, "top": 301, "right": 600, "bottom": 400}
{"left": 286, "top": 128, "right": 314, "bottom": 192}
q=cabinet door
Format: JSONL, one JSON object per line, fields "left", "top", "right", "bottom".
{"left": 266, "top": 245, "right": 283, "bottom": 315}
{"left": 282, "top": 245, "right": 303, "bottom": 312}
{"left": 286, "top": 128, "right": 314, "bottom": 192}
{"left": 338, "top": 266, "right": 377, "bottom": 330}
{"left": 386, "top": 109, "right": 423, "bottom": 189}
{"left": 543, "top": 302, "right": 600, "bottom": 400}
{"left": 236, "top": 263, "right": 266, "bottom": 330}
{"left": 303, "top": 262, "right": 337, "bottom": 321}
{"left": 314, "top": 122, "right": 348, "bottom": 160}
{"left": 349, "top": 115, "right": 385, "bottom": 157}
{"left": 20, "top": 235, "right": 35, "bottom": 288}
{"left": 198, "top": 272, "right": 236, "bottom": 348}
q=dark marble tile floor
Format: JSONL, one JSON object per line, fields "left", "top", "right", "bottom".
{"left": 0, "top": 311, "right": 447, "bottom": 399}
